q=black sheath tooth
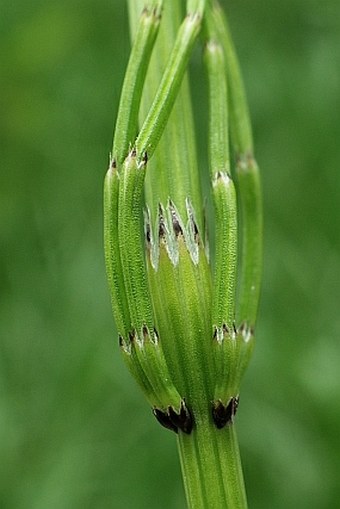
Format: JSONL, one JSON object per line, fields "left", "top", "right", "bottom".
{"left": 142, "top": 324, "right": 149, "bottom": 339}
{"left": 169, "top": 201, "right": 183, "bottom": 237}
{"left": 212, "top": 400, "right": 228, "bottom": 429}
{"left": 173, "top": 216, "right": 183, "bottom": 237}
{"left": 158, "top": 204, "right": 167, "bottom": 239}
{"left": 128, "top": 329, "right": 136, "bottom": 343}
{"left": 212, "top": 397, "right": 240, "bottom": 429}
{"left": 222, "top": 323, "right": 229, "bottom": 336}
{"left": 153, "top": 408, "right": 178, "bottom": 434}
{"left": 188, "top": 206, "right": 199, "bottom": 242}
{"left": 168, "top": 401, "right": 194, "bottom": 435}
{"left": 153, "top": 327, "right": 159, "bottom": 343}
{"left": 192, "top": 217, "right": 199, "bottom": 240}
{"left": 144, "top": 207, "right": 152, "bottom": 249}
{"left": 145, "top": 220, "right": 151, "bottom": 245}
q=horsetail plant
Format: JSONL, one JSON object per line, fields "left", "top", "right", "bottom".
{"left": 104, "top": 1, "right": 262, "bottom": 507}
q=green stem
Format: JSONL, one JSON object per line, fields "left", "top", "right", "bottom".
{"left": 203, "top": 3, "right": 238, "bottom": 332}
{"left": 135, "top": 0, "right": 206, "bottom": 162}
{"left": 178, "top": 418, "right": 247, "bottom": 509}
{"left": 119, "top": 2, "right": 253, "bottom": 509}
{"left": 112, "top": 2, "right": 162, "bottom": 164}
{"left": 213, "top": 1, "right": 262, "bottom": 327}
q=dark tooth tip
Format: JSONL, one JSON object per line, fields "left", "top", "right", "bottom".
{"left": 212, "top": 400, "right": 228, "bottom": 429}
{"left": 169, "top": 202, "right": 183, "bottom": 237}
{"left": 153, "top": 408, "right": 178, "bottom": 434}
{"left": 212, "top": 397, "right": 239, "bottom": 429}
{"left": 145, "top": 222, "right": 151, "bottom": 244}
{"left": 158, "top": 205, "right": 166, "bottom": 239}
{"left": 172, "top": 218, "right": 183, "bottom": 237}
{"left": 168, "top": 401, "right": 194, "bottom": 434}
{"left": 222, "top": 323, "right": 229, "bottom": 335}
{"left": 159, "top": 222, "right": 166, "bottom": 239}
{"left": 128, "top": 329, "right": 136, "bottom": 343}
{"left": 192, "top": 219, "right": 199, "bottom": 239}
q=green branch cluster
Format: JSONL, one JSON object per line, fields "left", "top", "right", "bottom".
{"left": 104, "top": 1, "right": 262, "bottom": 507}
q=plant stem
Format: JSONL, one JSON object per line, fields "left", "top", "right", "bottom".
{"left": 112, "top": 2, "right": 163, "bottom": 164}
{"left": 177, "top": 417, "right": 247, "bottom": 509}
{"left": 135, "top": 0, "right": 206, "bottom": 162}
{"left": 212, "top": 1, "right": 263, "bottom": 328}
{"left": 121, "top": 2, "right": 253, "bottom": 508}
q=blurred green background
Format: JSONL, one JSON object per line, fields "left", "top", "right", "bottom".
{"left": 1, "top": 0, "right": 340, "bottom": 507}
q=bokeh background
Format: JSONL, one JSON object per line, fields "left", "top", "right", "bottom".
{"left": 1, "top": 0, "right": 340, "bottom": 507}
